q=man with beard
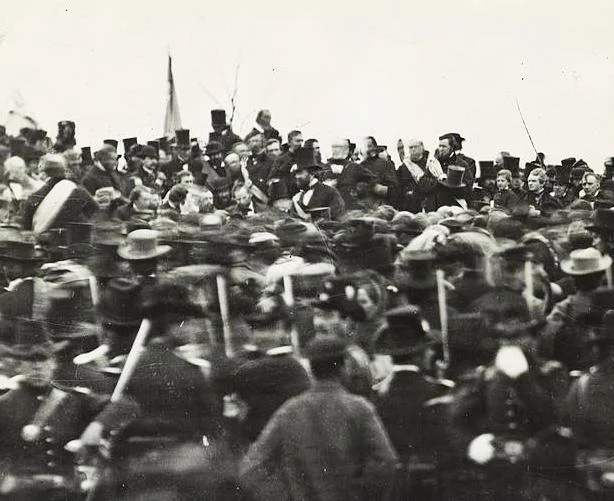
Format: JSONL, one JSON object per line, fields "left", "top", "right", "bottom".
{"left": 291, "top": 147, "right": 345, "bottom": 221}
{"left": 321, "top": 138, "right": 376, "bottom": 210}
{"left": 392, "top": 138, "right": 441, "bottom": 212}
{"left": 266, "top": 139, "right": 281, "bottom": 157}
{"left": 361, "top": 136, "right": 398, "bottom": 208}
{"left": 435, "top": 133, "right": 476, "bottom": 194}
{"left": 248, "top": 109, "right": 281, "bottom": 142}
{"left": 157, "top": 129, "right": 193, "bottom": 191}
{"left": 208, "top": 109, "right": 242, "bottom": 154}
{"left": 245, "top": 131, "right": 275, "bottom": 206}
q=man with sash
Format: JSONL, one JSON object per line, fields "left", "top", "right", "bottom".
{"left": 21, "top": 154, "right": 98, "bottom": 235}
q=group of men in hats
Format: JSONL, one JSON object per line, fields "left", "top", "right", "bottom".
{"left": 1, "top": 111, "right": 614, "bottom": 500}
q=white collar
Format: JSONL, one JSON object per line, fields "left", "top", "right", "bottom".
{"left": 392, "top": 364, "right": 420, "bottom": 373}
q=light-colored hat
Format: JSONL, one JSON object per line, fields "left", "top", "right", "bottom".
{"left": 117, "top": 229, "right": 171, "bottom": 261}
{"left": 560, "top": 248, "right": 612, "bottom": 276}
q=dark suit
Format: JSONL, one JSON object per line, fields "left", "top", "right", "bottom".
{"left": 21, "top": 178, "right": 99, "bottom": 231}
{"left": 293, "top": 181, "right": 346, "bottom": 220}
{"left": 208, "top": 128, "right": 242, "bottom": 154}
{"left": 423, "top": 184, "right": 468, "bottom": 212}
{"left": 81, "top": 165, "right": 123, "bottom": 195}
{"left": 321, "top": 159, "right": 376, "bottom": 210}
{"left": 362, "top": 155, "right": 399, "bottom": 206}
{"left": 518, "top": 189, "right": 562, "bottom": 216}
{"left": 122, "top": 342, "right": 223, "bottom": 440}
{"left": 248, "top": 126, "right": 281, "bottom": 142}
{"left": 493, "top": 189, "right": 520, "bottom": 212}
{"left": 247, "top": 152, "right": 276, "bottom": 198}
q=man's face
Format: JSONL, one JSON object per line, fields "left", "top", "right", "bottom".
{"left": 210, "top": 152, "right": 223, "bottom": 167}
{"left": 312, "top": 307, "right": 346, "bottom": 338}
{"left": 510, "top": 177, "right": 522, "bottom": 190}
{"left": 289, "top": 134, "right": 303, "bottom": 151}
{"left": 527, "top": 173, "right": 543, "bottom": 193}
{"left": 181, "top": 174, "right": 194, "bottom": 187}
{"left": 101, "top": 154, "right": 118, "bottom": 172}
{"left": 438, "top": 139, "right": 453, "bottom": 159}
{"left": 495, "top": 153, "right": 504, "bottom": 167}
{"left": 496, "top": 176, "right": 509, "bottom": 190}
{"left": 583, "top": 175, "right": 599, "bottom": 196}
{"left": 247, "top": 134, "right": 264, "bottom": 154}
{"left": 224, "top": 154, "right": 241, "bottom": 176}
{"left": 134, "top": 191, "right": 152, "bottom": 211}
{"left": 200, "top": 191, "right": 214, "bottom": 212}
{"left": 143, "top": 156, "right": 157, "bottom": 169}
{"left": 294, "top": 169, "right": 312, "bottom": 190}
{"left": 233, "top": 143, "right": 250, "bottom": 159}
{"left": 235, "top": 189, "right": 252, "bottom": 207}
{"left": 553, "top": 182, "right": 566, "bottom": 197}
{"left": 266, "top": 141, "right": 281, "bottom": 157}
{"left": 176, "top": 146, "right": 190, "bottom": 161}
{"left": 408, "top": 141, "right": 425, "bottom": 162}
{"left": 365, "top": 138, "right": 377, "bottom": 156}
{"left": 259, "top": 111, "right": 272, "bottom": 127}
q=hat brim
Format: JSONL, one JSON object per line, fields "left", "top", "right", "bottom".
{"left": 117, "top": 244, "right": 172, "bottom": 261}
{"left": 439, "top": 180, "right": 466, "bottom": 188}
{"left": 560, "top": 255, "right": 612, "bottom": 276}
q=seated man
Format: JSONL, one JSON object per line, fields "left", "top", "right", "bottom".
{"left": 114, "top": 185, "right": 156, "bottom": 222}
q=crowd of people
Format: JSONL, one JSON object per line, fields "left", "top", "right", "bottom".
{"left": 0, "top": 109, "right": 613, "bottom": 500}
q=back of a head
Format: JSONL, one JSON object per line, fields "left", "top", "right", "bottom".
{"left": 41, "top": 153, "right": 68, "bottom": 179}
{"left": 305, "top": 336, "right": 347, "bottom": 380}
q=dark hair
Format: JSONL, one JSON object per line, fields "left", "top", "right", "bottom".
{"left": 287, "top": 130, "right": 302, "bottom": 142}
{"left": 168, "top": 185, "right": 188, "bottom": 204}
{"left": 574, "top": 271, "right": 605, "bottom": 292}
{"left": 304, "top": 138, "right": 318, "bottom": 148}
{"left": 365, "top": 136, "right": 377, "bottom": 146}
{"left": 266, "top": 138, "right": 280, "bottom": 147}
{"left": 129, "top": 185, "right": 150, "bottom": 203}
{"left": 310, "top": 356, "right": 345, "bottom": 380}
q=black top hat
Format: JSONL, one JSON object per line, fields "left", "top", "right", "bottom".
{"left": 0, "top": 240, "right": 45, "bottom": 262}
{"left": 502, "top": 155, "right": 520, "bottom": 176}
{"left": 2, "top": 317, "right": 53, "bottom": 361}
{"left": 122, "top": 137, "right": 138, "bottom": 154}
{"left": 147, "top": 140, "right": 160, "bottom": 151}
{"left": 205, "top": 141, "right": 223, "bottom": 156}
{"left": 103, "top": 139, "right": 118, "bottom": 150}
{"left": 439, "top": 165, "right": 466, "bottom": 188}
{"left": 553, "top": 164, "right": 571, "bottom": 185}
{"left": 561, "top": 157, "right": 577, "bottom": 168}
{"left": 479, "top": 161, "right": 496, "bottom": 179}
{"left": 81, "top": 146, "right": 93, "bottom": 165}
{"left": 211, "top": 109, "right": 227, "bottom": 127}
{"left": 294, "top": 147, "right": 321, "bottom": 171}
{"left": 157, "top": 137, "right": 170, "bottom": 152}
{"left": 175, "top": 129, "right": 190, "bottom": 148}
{"left": 98, "top": 277, "right": 143, "bottom": 326}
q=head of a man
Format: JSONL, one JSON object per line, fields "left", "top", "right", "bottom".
{"left": 231, "top": 142, "right": 250, "bottom": 160}
{"left": 495, "top": 151, "right": 510, "bottom": 167}
{"left": 293, "top": 166, "right": 314, "bottom": 191}
{"left": 304, "top": 139, "right": 321, "bottom": 163}
{"left": 246, "top": 132, "right": 265, "bottom": 155}
{"left": 496, "top": 169, "right": 511, "bottom": 191}
{"left": 4, "top": 156, "right": 27, "bottom": 183}
{"left": 363, "top": 136, "right": 378, "bottom": 158}
{"left": 527, "top": 168, "right": 547, "bottom": 193}
{"left": 287, "top": 130, "right": 303, "bottom": 152}
{"left": 130, "top": 186, "right": 153, "bottom": 212}
{"left": 140, "top": 146, "right": 159, "bottom": 170}
{"left": 234, "top": 185, "right": 252, "bottom": 209}
{"left": 256, "top": 109, "right": 272, "bottom": 128}
{"left": 94, "top": 148, "right": 118, "bottom": 173}
{"left": 582, "top": 173, "right": 600, "bottom": 197}
{"left": 177, "top": 170, "right": 194, "bottom": 187}
{"left": 266, "top": 139, "right": 281, "bottom": 157}
{"left": 407, "top": 139, "right": 425, "bottom": 163}
{"left": 199, "top": 189, "right": 215, "bottom": 213}
{"left": 224, "top": 152, "right": 242, "bottom": 178}
{"left": 437, "top": 137, "right": 454, "bottom": 160}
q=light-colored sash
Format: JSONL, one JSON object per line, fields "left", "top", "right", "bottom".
{"left": 32, "top": 180, "right": 77, "bottom": 235}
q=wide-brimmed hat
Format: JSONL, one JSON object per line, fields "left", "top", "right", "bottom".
{"left": 98, "top": 277, "right": 143, "bottom": 326}
{"left": 117, "top": 229, "right": 172, "bottom": 261}
{"left": 439, "top": 166, "right": 466, "bottom": 188}
{"left": 560, "top": 248, "right": 612, "bottom": 276}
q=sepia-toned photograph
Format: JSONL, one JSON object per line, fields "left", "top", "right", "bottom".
{"left": 0, "top": 0, "right": 612, "bottom": 499}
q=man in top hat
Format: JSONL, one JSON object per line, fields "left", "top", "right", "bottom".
{"left": 360, "top": 136, "right": 399, "bottom": 208}
{"left": 21, "top": 154, "right": 99, "bottom": 234}
{"left": 550, "top": 163, "right": 576, "bottom": 208}
{"left": 123, "top": 145, "right": 159, "bottom": 192}
{"left": 52, "top": 120, "right": 76, "bottom": 153}
{"left": 423, "top": 165, "right": 470, "bottom": 212}
{"left": 157, "top": 129, "right": 197, "bottom": 192}
{"left": 518, "top": 167, "right": 561, "bottom": 217}
{"left": 373, "top": 305, "right": 452, "bottom": 499}
{"left": 540, "top": 248, "right": 612, "bottom": 370}
{"left": 321, "top": 138, "right": 376, "bottom": 211}
{"left": 249, "top": 109, "right": 281, "bottom": 142}
{"left": 291, "top": 147, "right": 345, "bottom": 221}
{"left": 435, "top": 133, "right": 476, "bottom": 192}
{"left": 240, "top": 336, "right": 398, "bottom": 501}
{"left": 193, "top": 140, "right": 226, "bottom": 188}
{"left": 0, "top": 313, "right": 138, "bottom": 501}
{"left": 208, "top": 109, "right": 242, "bottom": 154}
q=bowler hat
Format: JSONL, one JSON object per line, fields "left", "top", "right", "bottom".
{"left": 439, "top": 166, "right": 466, "bottom": 188}
{"left": 304, "top": 336, "right": 347, "bottom": 362}
{"left": 205, "top": 141, "right": 223, "bottom": 156}
{"left": 175, "top": 129, "right": 190, "bottom": 148}
{"left": 117, "top": 229, "right": 171, "bottom": 261}
{"left": 374, "top": 305, "right": 435, "bottom": 356}
{"left": 560, "top": 248, "right": 612, "bottom": 276}
{"left": 98, "top": 277, "right": 143, "bottom": 326}
{"left": 211, "top": 109, "right": 227, "bottom": 128}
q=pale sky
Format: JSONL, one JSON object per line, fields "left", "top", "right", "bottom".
{"left": 1, "top": 0, "right": 613, "bottom": 170}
